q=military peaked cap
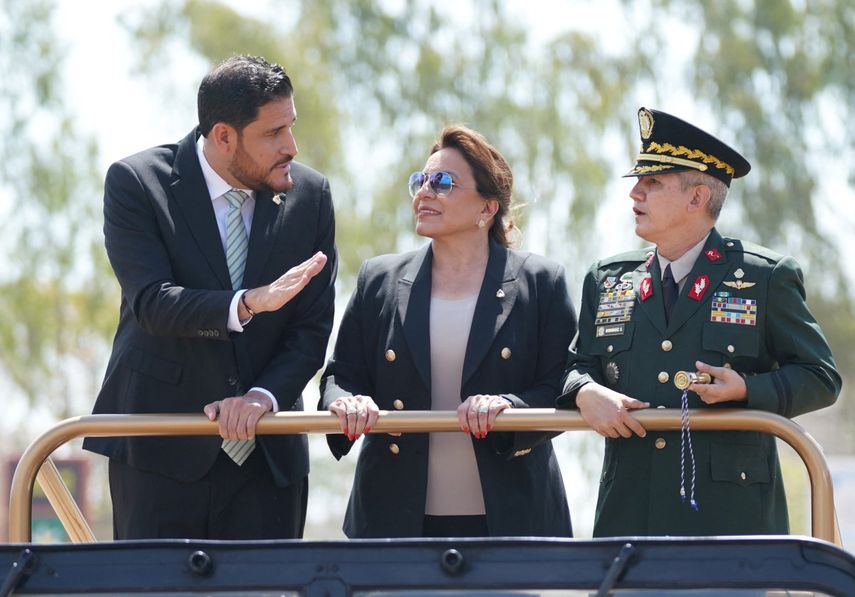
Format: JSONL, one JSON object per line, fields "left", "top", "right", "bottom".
{"left": 624, "top": 107, "right": 751, "bottom": 186}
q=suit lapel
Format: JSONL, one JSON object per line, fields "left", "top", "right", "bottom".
{"left": 171, "top": 129, "right": 232, "bottom": 289}
{"left": 461, "top": 242, "right": 519, "bottom": 385}
{"left": 666, "top": 228, "right": 729, "bottom": 334}
{"left": 243, "top": 190, "right": 283, "bottom": 288}
{"left": 398, "top": 245, "right": 433, "bottom": 390}
{"left": 634, "top": 256, "right": 667, "bottom": 335}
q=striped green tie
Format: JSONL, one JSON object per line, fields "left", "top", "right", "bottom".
{"left": 221, "top": 189, "right": 255, "bottom": 465}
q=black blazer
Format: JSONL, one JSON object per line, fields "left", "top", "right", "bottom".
{"left": 320, "top": 241, "right": 575, "bottom": 538}
{"left": 84, "top": 128, "right": 337, "bottom": 487}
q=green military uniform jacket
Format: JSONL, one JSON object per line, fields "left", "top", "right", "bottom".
{"left": 560, "top": 228, "right": 841, "bottom": 536}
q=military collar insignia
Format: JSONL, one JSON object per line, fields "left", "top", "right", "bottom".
{"left": 603, "top": 276, "right": 617, "bottom": 289}
{"left": 640, "top": 275, "right": 653, "bottom": 301}
{"left": 704, "top": 248, "right": 722, "bottom": 262}
{"left": 644, "top": 252, "right": 655, "bottom": 268}
{"left": 688, "top": 274, "right": 710, "bottom": 301}
{"left": 272, "top": 193, "right": 285, "bottom": 205}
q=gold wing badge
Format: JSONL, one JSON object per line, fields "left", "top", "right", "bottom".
{"left": 723, "top": 267, "right": 756, "bottom": 290}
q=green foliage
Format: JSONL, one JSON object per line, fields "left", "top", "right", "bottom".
{"left": 0, "top": 0, "right": 116, "bottom": 422}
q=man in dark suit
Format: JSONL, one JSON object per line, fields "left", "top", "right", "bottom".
{"left": 559, "top": 107, "right": 841, "bottom": 536}
{"left": 83, "top": 55, "right": 337, "bottom": 540}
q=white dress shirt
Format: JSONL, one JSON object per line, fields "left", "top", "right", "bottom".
{"left": 195, "top": 135, "right": 278, "bottom": 411}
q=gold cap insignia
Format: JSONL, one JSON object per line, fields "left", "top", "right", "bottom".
{"left": 639, "top": 108, "right": 655, "bottom": 140}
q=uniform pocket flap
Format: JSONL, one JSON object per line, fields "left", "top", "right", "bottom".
{"left": 702, "top": 322, "right": 760, "bottom": 358}
{"left": 127, "top": 347, "right": 183, "bottom": 385}
{"left": 590, "top": 322, "right": 635, "bottom": 356}
{"left": 710, "top": 442, "right": 770, "bottom": 486}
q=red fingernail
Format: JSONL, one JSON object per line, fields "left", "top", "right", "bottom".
{"left": 364, "top": 427, "right": 371, "bottom": 434}
{"left": 463, "top": 426, "right": 469, "bottom": 433}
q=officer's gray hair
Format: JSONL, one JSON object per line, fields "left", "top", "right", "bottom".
{"left": 679, "top": 171, "right": 728, "bottom": 220}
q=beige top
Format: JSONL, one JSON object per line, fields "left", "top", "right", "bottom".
{"left": 425, "top": 294, "right": 486, "bottom": 516}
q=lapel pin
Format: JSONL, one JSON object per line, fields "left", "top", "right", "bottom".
{"left": 496, "top": 288, "right": 505, "bottom": 298}
{"left": 272, "top": 193, "right": 285, "bottom": 205}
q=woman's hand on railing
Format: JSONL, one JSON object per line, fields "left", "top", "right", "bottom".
{"left": 458, "top": 394, "right": 511, "bottom": 438}
{"left": 328, "top": 395, "right": 380, "bottom": 441}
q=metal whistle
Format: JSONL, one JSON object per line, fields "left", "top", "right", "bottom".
{"left": 674, "top": 371, "right": 712, "bottom": 390}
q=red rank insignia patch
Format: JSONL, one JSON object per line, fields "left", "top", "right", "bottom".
{"left": 640, "top": 276, "right": 653, "bottom": 301}
{"left": 705, "top": 248, "right": 722, "bottom": 262}
{"left": 688, "top": 274, "right": 710, "bottom": 301}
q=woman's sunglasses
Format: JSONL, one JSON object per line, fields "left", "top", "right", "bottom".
{"left": 408, "top": 171, "right": 476, "bottom": 197}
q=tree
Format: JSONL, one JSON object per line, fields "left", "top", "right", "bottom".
{"left": 0, "top": 0, "right": 116, "bottom": 433}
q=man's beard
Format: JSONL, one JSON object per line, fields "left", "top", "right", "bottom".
{"left": 229, "top": 137, "right": 295, "bottom": 193}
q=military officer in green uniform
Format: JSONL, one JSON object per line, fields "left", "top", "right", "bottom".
{"left": 559, "top": 107, "right": 842, "bottom": 536}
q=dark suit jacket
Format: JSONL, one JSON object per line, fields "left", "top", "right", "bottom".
{"left": 560, "top": 228, "right": 841, "bottom": 536}
{"left": 84, "top": 128, "right": 337, "bottom": 488}
{"left": 320, "top": 241, "right": 575, "bottom": 538}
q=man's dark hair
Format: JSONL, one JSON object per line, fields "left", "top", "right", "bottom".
{"left": 197, "top": 55, "right": 293, "bottom": 136}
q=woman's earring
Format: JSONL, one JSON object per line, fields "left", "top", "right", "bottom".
{"left": 478, "top": 218, "right": 486, "bottom": 229}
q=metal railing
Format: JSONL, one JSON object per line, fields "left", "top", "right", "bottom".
{"left": 8, "top": 409, "right": 839, "bottom": 545}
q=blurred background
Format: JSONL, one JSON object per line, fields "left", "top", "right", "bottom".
{"left": 1, "top": 0, "right": 853, "bottom": 544}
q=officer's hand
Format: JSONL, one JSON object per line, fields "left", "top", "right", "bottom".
{"left": 690, "top": 360, "right": 748, "bottom": 404}
{"left": 576, "top": 382, "right": 649, "bottom": 438}
{"left": 240, "top": 252, "right": 327, "bottom": 317}
{"left": 203, "top": 390, "right": 272, "bottom": 440}
{"left": 328, "top": 395, "right": 380, "bottom": 441}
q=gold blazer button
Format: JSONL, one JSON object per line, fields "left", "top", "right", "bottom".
{"left": 393, "top": 399, "right": 404, "bottom": 410}
{"left": 501, "top": 347, "right": 512, "bottom": 360}
{"left": 389, "top": 443, "right": 400, "bottom": 455}
{"left": 385, "top": 349, "right": 396, "bottom": 362}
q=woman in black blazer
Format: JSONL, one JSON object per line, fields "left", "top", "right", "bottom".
{"left": 320, "top": 125, "right": 576, "bottom": 538}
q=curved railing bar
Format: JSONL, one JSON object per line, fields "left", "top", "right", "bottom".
{"left": 8, "top": 409, "right": 836, "bottom": 545}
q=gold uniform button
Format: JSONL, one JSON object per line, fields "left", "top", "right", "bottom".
{"left": 389, "top": 443, "right": 400, "bottom": 455}
{"left": 661, "top": 340, "right": 673, "bottom": 352}
{"left": 606, "top": 345, "right": 614, "bottom": 353}
{"left": 655, "top": 438, "right": 666, "bottom": 449}
{"left": 724, "top": 362, "right": 732, "bottom": 369}
{"left": 727, "top": 344, "right": 735, "bottom": 353}
{"left": 656, "top": 405, "right": 666, "bottom": 409}
{"left": 501, "top": 347, "right": 512, "bottom": 360}
{"left": 393, "top": 399, "right": 404, "bottom": 410}
{"left": 740, "top": 472, "right": 747, "bottom": 481}
{"left": 385, "top": 349, "right": 396, "bottom": 362}
{"left": 727, "top": 241, "right": 735, "bottom": 247}
{"left": 657, "top": 371, "right": 669, "bottom": 384}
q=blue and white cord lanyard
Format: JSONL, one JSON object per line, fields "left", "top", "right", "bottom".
{"left": 679, "top": 389, "right": 699, "bottom": 511}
